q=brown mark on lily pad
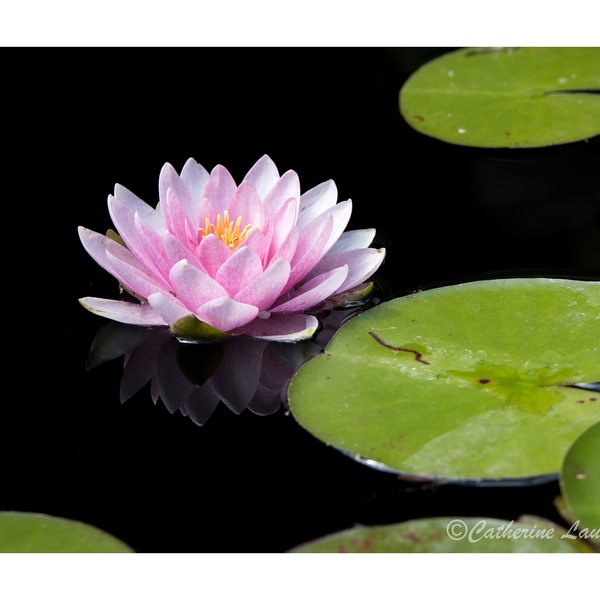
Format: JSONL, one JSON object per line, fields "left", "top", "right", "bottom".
{"left": 368, "top": 331, "right": 430, "bottom": 365}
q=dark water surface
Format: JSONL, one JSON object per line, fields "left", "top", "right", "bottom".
{"left": 3, "top": 48, "right": 599, "bottom": 552}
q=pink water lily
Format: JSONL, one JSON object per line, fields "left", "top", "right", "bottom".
{"left": 78, "top": 155, "right": 385, "bottom": 342}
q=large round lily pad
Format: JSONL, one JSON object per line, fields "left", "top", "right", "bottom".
{"left": 399, "top": 47, "right": 600, "bottom": 148}
{"left": 288, "top": 278, "right": 600, "bottom": 482}
{"left": 0, "top": 512, "right": 132, "bottom": 552}
{"left": 289, "top": 516, "right": 595, "bottom": 553}
{"left": 559, "top": 422, "right": 600, "bottom": 535}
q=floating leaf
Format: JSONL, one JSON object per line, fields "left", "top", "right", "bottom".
{"left": 559, "top": 422, "right": 600, "bottom": 535}
{"left": 170, "top": 314, "right": 229, "bottom": 342}
{"left": 399, "top": 47, "right": 600, "bottom": 148}
{"left": 290, "top": 515, "right": 595, "bottom": 552}
{"left": 0, "top": 512, "right": 132, "bottom": 552}
{"left": 288, "top": 278, "right": 600, "bottom": 482}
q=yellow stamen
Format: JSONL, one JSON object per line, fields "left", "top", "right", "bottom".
{"left": 198, "top": 210, "right": 252, "bottom": 250}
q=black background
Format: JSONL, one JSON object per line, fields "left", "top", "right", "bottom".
{"left": 2, "top": 48, "right": 599, "bottom": 552}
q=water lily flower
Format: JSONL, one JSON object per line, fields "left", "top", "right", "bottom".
{"left": 78, "top": 155, "right": 385, "bottom": 342}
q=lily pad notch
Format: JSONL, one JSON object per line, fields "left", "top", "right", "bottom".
{"left": 400, "top": 47, "right": 600, "bottom": 148}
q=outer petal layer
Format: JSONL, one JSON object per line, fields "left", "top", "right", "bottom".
{"left": 78, "top": 226, "right": 170, "bottom": 300}
{"left": 79, "top": 297, "right": 167, "bottom": 326}
{"left": 327, "top": 228, "right": 377, "bottom": 255}
{"left": 235, "top": 313, "right": 319, "bottom": 342}
{"left": 271, "top": 265, "right": 349, "bottom": 313}
{"left": 307, "top": 247, "right": 386, "bottom": 294}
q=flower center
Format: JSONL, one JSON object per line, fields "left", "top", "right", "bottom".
{"left": 198, "top": 210, "right": 252, "bottom": 250}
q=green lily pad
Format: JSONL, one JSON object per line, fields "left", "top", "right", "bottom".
{"left": 399, "top": 47, "right": 600, "bottom": 148}
{"left": 559, "top": 422, "right": 600, "bottom": 537}
{"left": 290, "top": 516, "right": 595, "bottom": 553}
{"left": 288, "top": 278, "right": 600, "bottom": 482}
{"left": 0, "top": 512, "right": 133, "bottom": 552}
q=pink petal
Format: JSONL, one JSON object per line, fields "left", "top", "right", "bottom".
{"left": 184, "top": 219, "right": 199, "bottom": 252}
{"left": 78, "top": 226, "right": 168, "bottom": 300}
{"left": 254, "top": 224, "right": 274, "bottom": 266}
{"left": 158, "top": 229, "right": 207, "bottom": 274}
{"left": 147, "top": 292, "right": 192, "bottom": 326}
{"left": 270, "top": 225, "right": 298, "bottom": 265}
{"left": 180, "top": 157, "right": 210, "bottom": 210}
{"left": 313, "top": 199, "right": 353, "bottom": 257}
{"left": 195, "top": 297, "right": 259, "bottom": 332}
{"left": 238, "top": 227, "right": 268, "bottom": 261}
{"left": 242, "top": 154, "right": 280, "bottom": 199}
{"left": 195, "top": 233, "right": 232, "bottom": 277}
{"left": 79, "top": 297, "right": 167, "bottom": 326}
{"left": 132, "top": 213, "right": 175, "bottom": 287}
{"left": 285, "top": 214, "right": 334, "bottom": 290}
{"left": 327, "top": 228, "right": 377, "bottom": 255}
{"left": 168, "top": 259, "right": 228, "bottom": 310}
{"left": 264, "top": 196, "right": 299, "bottom": 263}
{"left": 108, "top": 194, "right": 170, "bottom": 283}
{"left": 79, "top": 225, "right": 137, "bottom": 271}
{"left": 234, "top": 258, "right": 291, "bottom": 310}
{"left": 228, "top": 181, "right": 264, "bottom": 230}
{"left": 263, "top": 169, "right": 301, "bottom": 219}
{"left": 197, "top": 197, "right": 217, "bottom": 230}
{"left": 159, "top": 161, "right": 203, "bottom": 226}
{"left": 306, "top": 247, "right": 386, "bottom": 293}
{"left": 162, "top": 187, "right": 196, "bottom": 248}
{"left": 234, "top": 313, "right": 319, "bottom": 342}
{"left": 271, "top": 265, "right": 349, "bottom": 313}
{"left": 113, "top": 184, "right": 165, "bottom": 232}
{"left": 104, "top": 249, "right": 171, "bottom": 300}
{"left": 203, "top": 164, "right": 237, "bottom": 214}
{"left": 216, "top": 246, "right": 264, "bottom": 296}
{"left": 297, "top": 179, "right": 338, "bottom": 228}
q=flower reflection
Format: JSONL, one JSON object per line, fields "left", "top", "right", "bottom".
{"left": 85, "top": 302, "right": 376, "bottom": 426}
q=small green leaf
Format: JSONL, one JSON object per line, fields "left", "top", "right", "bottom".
{"left": 290, "top": 516, "right": 594, "bottom": 553}
{"left": 560, "top": 422, "right": 600, "bottom": 533}
{"left": 400, "top": 47, "right": 600, "bottom": 148}
{"left": 170, "top": 314, "right": 229, "bottom": 342}
{"left": 288, "top": 278, "right": 600, "bottom": 482}
{"left": 0, "top": 512, "right": 132, "bottom": 552}
{"left": 106, "top": 228, "right": 126, "bottom": 247}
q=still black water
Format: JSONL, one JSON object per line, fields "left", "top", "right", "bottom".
{"left": 3, "top": 48, "right": 599, "bottom": 552}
